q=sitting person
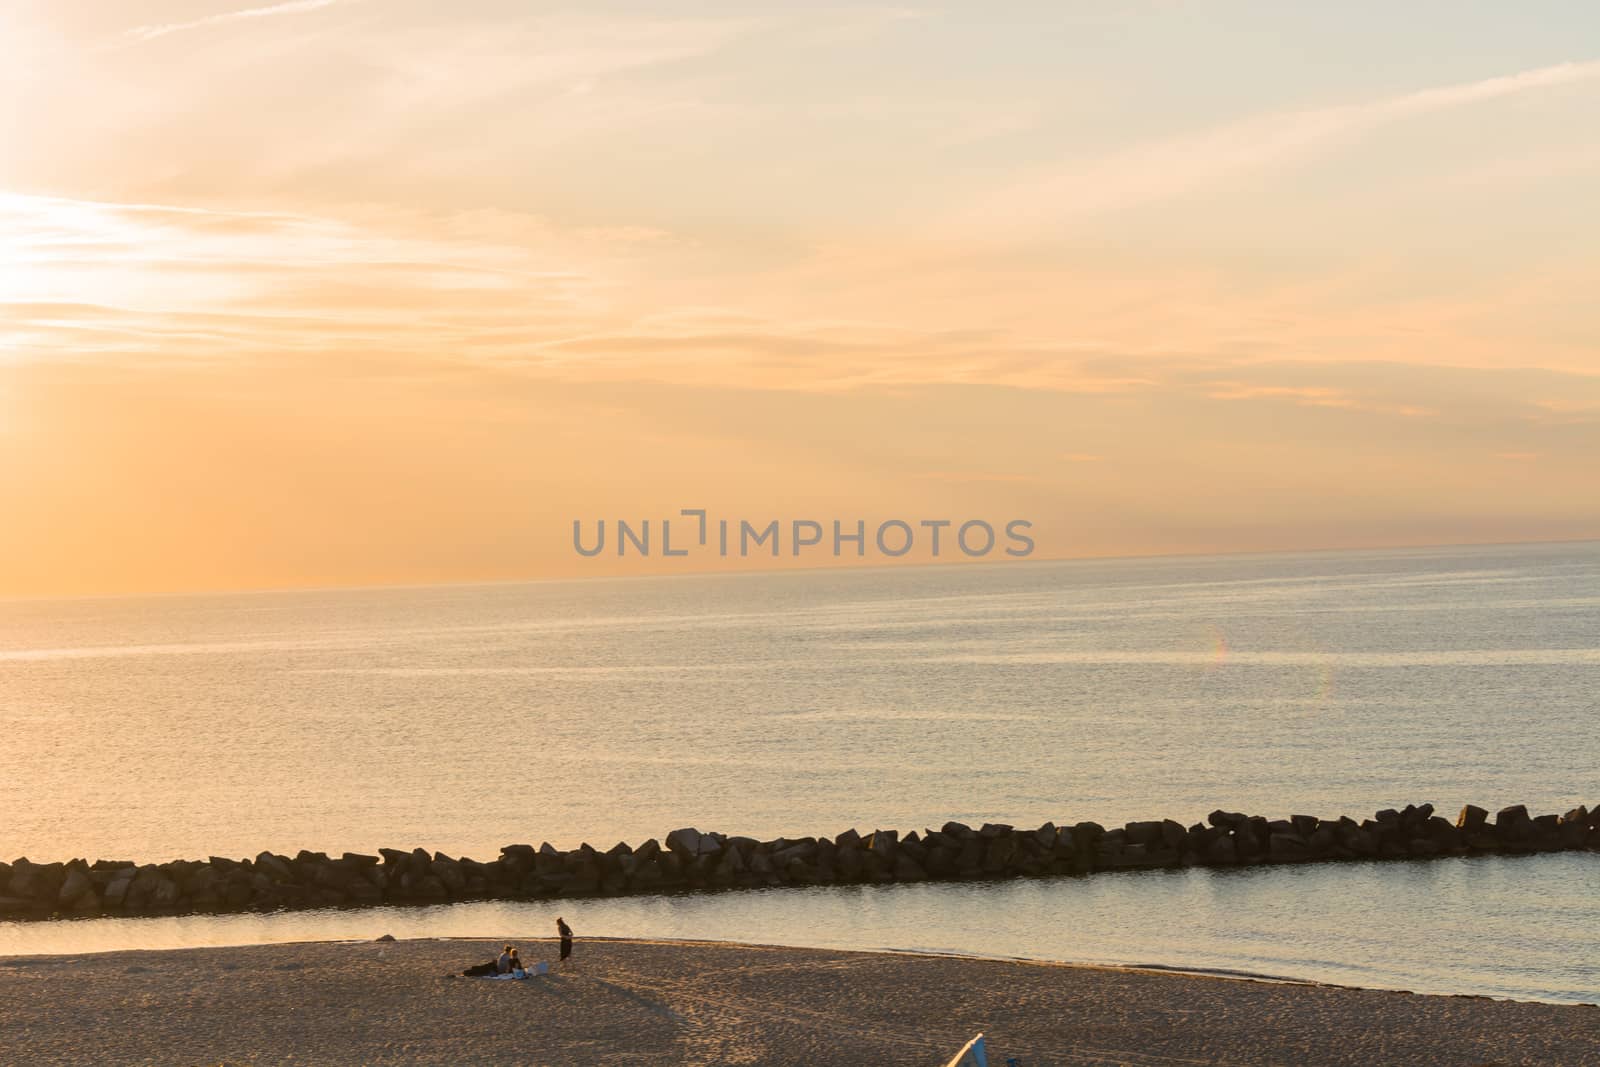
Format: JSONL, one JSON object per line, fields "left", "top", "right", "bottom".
{"left": 509, "top": 948, "right": 525, "bottom": 977}
{"left": 460, "top": 944, "right": 517, "bottom": 977}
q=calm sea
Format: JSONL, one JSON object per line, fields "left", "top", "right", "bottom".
{"left": 3, "top": 542, "right": 1598, "bottom": 1001}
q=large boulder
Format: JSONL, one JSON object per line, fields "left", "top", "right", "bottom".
{"left": 1290, "top": 815, "right": 1320, "bottom": 837}
{"left": 1339, "top": 825, "right": 1378, "bottom": 857}
{"left": 1425, "top": 817, "right": 1462, "bottom": 850}
{"left": 27, "top": 863, "right": 67, "bottom": 905}
{"left": 1496, "top": 805, "right": 1530, "bottom": 828}
{"left": 1267, "top": 833, "right": 1311, "bottom": 862}
{"left": 1203, "top": 834, "right": 1237, "bottom": 864}
{"left": 58, "top": 866, "right": 95, "bottom": 908}
{"left": 893, "top": 854, "right": 927, "bottom": 881}
{"left": 665, "top": 828, "right": 703, "bottom": 857}
{"left": 430, "top": 857, "right": 467, "bottom": 894}
{"left": 149, "top": 875, "right": 180, "bottom": 911}
{"left": 630, "top": 859, "right": 666, "bottom": 889}
{"left": 222, "top": 874, "right": 254, "bottom": 908}
{"left": 413, "top": 876, "right": 449, "bottom": 902}
{"left": 983, "top": 835, "right": 1019, "bottom": 873}
{"left": 834, "top": 843, "right": 864, "bottom": 881}
{"left": 712, "top": 847, "right": 746, "bottom": 882}
{"left": 770, "top": 841, "right": 817, "bottom": 870}
{"left": 254, "top": 852, "right": 294, "bottom": 882}
{"left": 102, "top": 866, "right": 137, "bottom": 908}
{"left": 864, "top": 830, "right": 899, "bottom": 860}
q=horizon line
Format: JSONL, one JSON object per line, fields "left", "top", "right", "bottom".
{"left": 2, "top": 534, "right": 1596, "bottom": 606}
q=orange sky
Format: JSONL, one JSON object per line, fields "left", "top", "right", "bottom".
{"left": 3, "top": 2, "right": 1599, "bottom": 596}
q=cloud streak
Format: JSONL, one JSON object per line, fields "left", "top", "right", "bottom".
{"left": 954, "top": 59, "right": 1600, "bottom": 236}
{"left": 126, "top": 0, "right": 349, "bottom": 42}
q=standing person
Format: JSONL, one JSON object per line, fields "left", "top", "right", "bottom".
{"left": 556, "top": 916, "right": 574, "bottom": 972}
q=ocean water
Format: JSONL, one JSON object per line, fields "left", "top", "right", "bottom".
{"left": 2, "top": 542, "right": 1598, "bottom": 1000}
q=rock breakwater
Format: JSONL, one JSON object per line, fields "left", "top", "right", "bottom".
{"left": 3, "top": 802, "right": 1595, "bottom": 922}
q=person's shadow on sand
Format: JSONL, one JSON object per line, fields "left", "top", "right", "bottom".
{"left": 576, "top": 977, "right": 687, "bottom": 1024}
{"left": 514, "top": 976, "right": 578, "bottom": 1000}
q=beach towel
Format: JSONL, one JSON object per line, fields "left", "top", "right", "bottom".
{"left": 481, "top": 962, "right": 548, "bottom": 980}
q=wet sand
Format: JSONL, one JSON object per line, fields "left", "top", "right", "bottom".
{"left": 1, "top": 937, "right": 1596, "bottom": 1065}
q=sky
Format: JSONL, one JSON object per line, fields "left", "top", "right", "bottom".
{"left": 2, "top": 1, "right": 1599, "bottom": 595}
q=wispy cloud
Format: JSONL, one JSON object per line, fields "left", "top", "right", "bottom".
{"left": 126, "top": 0, "right": 350, "bottom": 42}
{"left": 1202, "top": 381, "right": 1436, "bottom": 418}
{"left": 916, "top": 470, "right": 1039, "bottom": 484}
{"left": 8, "top": 187, "right": 1598, "bottom": 418}
{"left": 953, "top": 59, "right": 1600, "bottom": 236}
{"left": 0, "top": 192, "right": 618, "bottom": 366}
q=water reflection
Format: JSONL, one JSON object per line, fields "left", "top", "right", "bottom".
{"left": 4, "top": 853, "right": 1595, "bottom": 1004}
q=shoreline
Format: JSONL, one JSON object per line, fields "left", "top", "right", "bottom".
{"left": 6, "top": 883, "right": 1593, "bottom": 1011}
{"left": 0, "top": 933, "right": 1365, "bottom": 995}
{"left": 2, "top": 937, "right": 1595, "bottom": 1065}
{"left": 2, "top": 931, "right": 1582, "bottom": 1007}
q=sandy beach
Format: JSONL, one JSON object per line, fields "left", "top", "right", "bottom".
{"left": 1, "top": 937, "right": 1595, "bottom": 1066}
